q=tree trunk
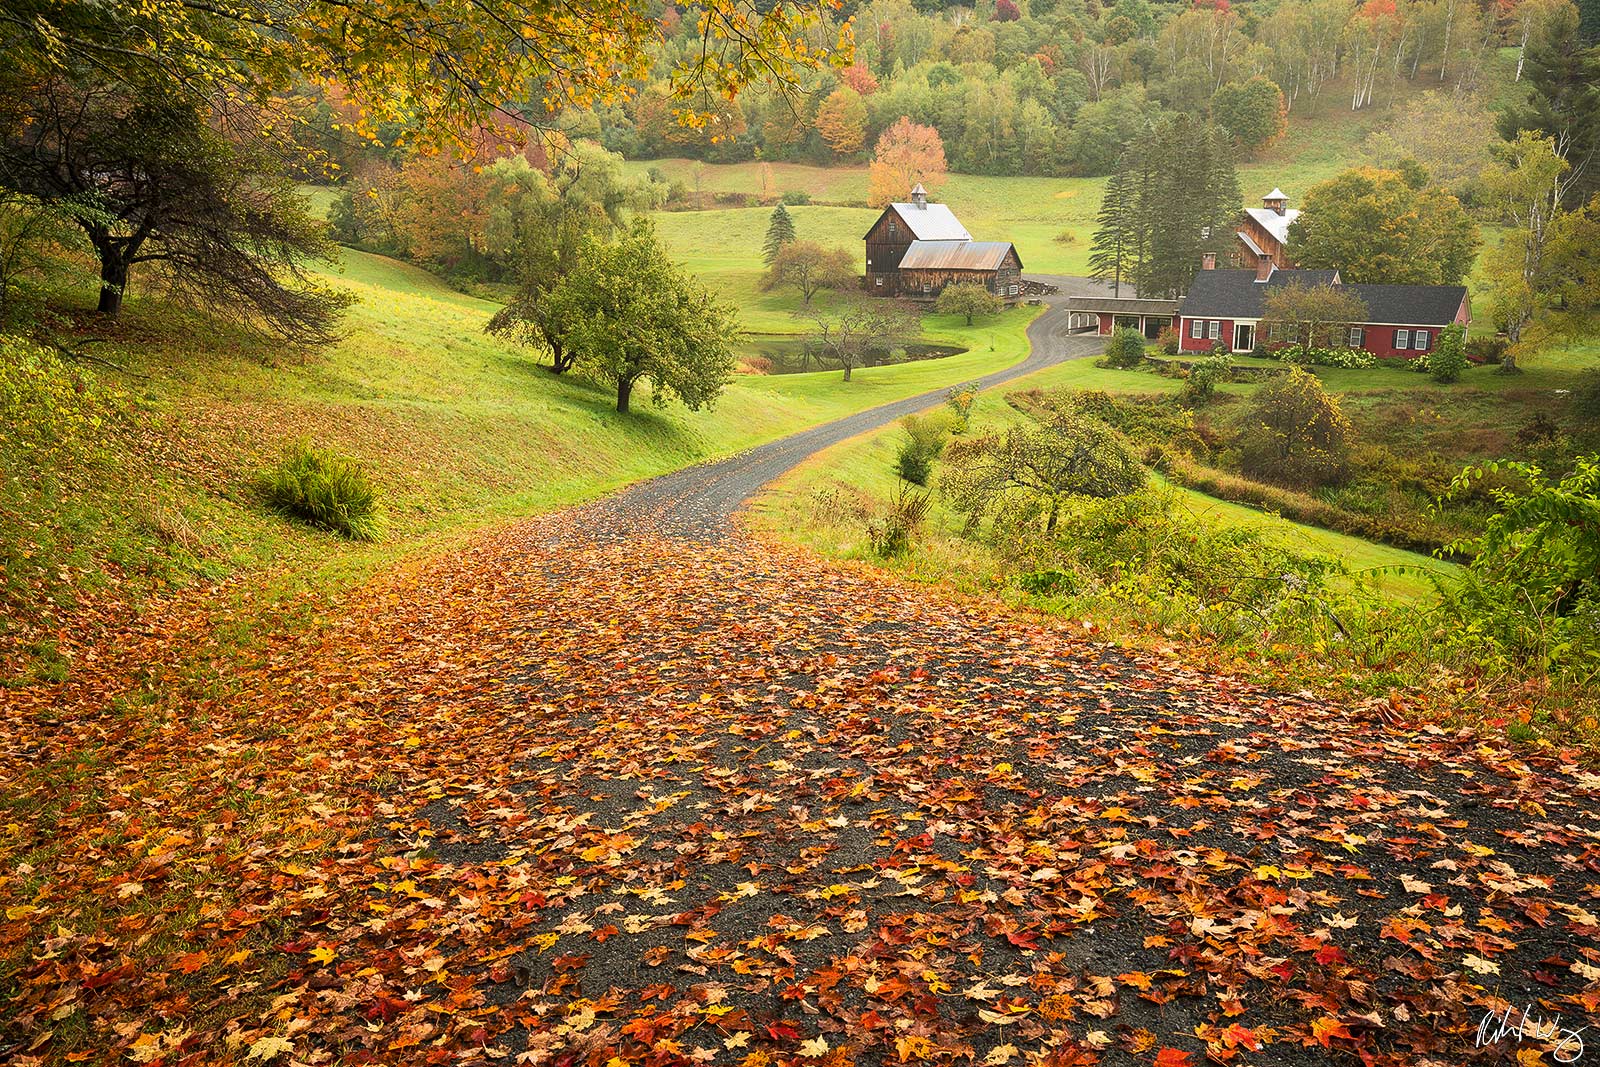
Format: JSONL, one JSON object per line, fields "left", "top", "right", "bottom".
{"left": 842, "top": 360, "right": 853, "bottom": 382}
{"left": 97, "top": 251, "right": 128, "bottom": 315}
{"left": 616, "top": 376, "right": 635, "bottom": 413}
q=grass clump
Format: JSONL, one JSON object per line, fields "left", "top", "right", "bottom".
{"left": 260, "top": 439, "right": 383, "bottom": 541}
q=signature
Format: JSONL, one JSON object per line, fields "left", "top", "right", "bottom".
{"left": 1477, "top": 1005, "right": 1588, "bottom": 1063}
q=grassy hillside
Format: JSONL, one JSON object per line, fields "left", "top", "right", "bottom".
{"left": 1, "top": 246, "right": 1040, "bottom": 679}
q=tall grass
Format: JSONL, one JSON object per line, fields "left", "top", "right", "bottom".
{"left": 260, "top": 439, "right": 383, "bottom": 541}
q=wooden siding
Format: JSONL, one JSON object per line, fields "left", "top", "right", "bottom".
{"left": 864, "top": 207, "right": 913, "bottom": 293}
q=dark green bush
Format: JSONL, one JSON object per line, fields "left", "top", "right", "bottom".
{"left": 1427, "top": 324, "right": 1468, "bottom": 384}
{"left": 260, "top": 439, "right": 383, "bottom": 541}
{"left": 1465, "top": 335, "right": 1508, "bottom": 364}
{"left": 781, "top": 190, "right": 812, "bottom": 205}
{"left": 1104, "top": 326, "right": 1146, "bottom": 369}
{"left": 895, "top": 412, "right": 957, "bottom": 485}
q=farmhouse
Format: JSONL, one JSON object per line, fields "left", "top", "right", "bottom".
{"left": 1176, "top": 265, "right": 1471, "bottom": 356}
{"left": 1235, "top": 188, "right": 1300, "bottom": 274}
{"left": 863, "top": 185, "right": 1023, "bottom": 301}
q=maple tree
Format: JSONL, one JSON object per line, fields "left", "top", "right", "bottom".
{"left": 764, "top": 241, "right": 857, "bottom": 305}
{"left": 1, "top": 0, "right": 852, "bottom": 148}
{"left": 815, "top": 87, "right": 869, "bottom": 157}
{"left": 867, "top": 118, "right": 949, "bottom": 209}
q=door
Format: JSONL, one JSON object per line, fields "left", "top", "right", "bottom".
{"left": 1234, "top": 323, "right": 1254, "bottom": 352}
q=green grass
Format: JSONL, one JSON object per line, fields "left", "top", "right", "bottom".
{"left": 751, "top": 355, "right": 1453, "bottom": 606}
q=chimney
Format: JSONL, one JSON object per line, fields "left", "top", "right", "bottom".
{"left": 1256, "top": 256, "right": 1275, "bottom": 282}
{"left": 1263, "top": 188, "right": 1289, "bottom": 216}
{"left": 911, "top": 182, "right": 927, "bottom": 209}
{"left": 1201, "top": 252, "right": 1216, "bottom": 271}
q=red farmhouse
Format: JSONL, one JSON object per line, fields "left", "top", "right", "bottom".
{"left": 1175, "top": 265, "right": 1470, "bottom": 357}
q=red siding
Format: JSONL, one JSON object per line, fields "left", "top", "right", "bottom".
{"left": 1178, "top": 317, "right": 1234, "bottom": 352}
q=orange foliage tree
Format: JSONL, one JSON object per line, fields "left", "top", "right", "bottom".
{"left": 867, "top": 117, "right": 948, "bottom": 208}
{"left": 815, "top": 87, "right": 868, "bottom": 156}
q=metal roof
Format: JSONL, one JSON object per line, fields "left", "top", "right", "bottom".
{"left": 1244, "top": 206, "right": 1301, "bottom": 247}
{"left": 1265, "top": 188, "right": 1289, "bottom": 201}
{"left": 1235, "top": 229, "right": 1265, "bottom": 257}
{"left": 898, "top": 240, "right": 1018, "bottom": 271}
{"left": 1064, "top": 296, "right": 1179, "bottom": 315}
{"left": 886, "top": 203, "right": 972, "bottom": 241}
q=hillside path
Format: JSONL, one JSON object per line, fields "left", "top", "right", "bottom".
{"left": 10, "top": 284, "right": 1600, "bottom": 1067}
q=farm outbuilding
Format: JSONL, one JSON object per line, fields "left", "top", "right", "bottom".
{"left": 864, "top": 185, "right": 1023, "bottom": 302}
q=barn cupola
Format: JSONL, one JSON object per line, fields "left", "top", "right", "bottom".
{"left": 1262, "top": 188, "right": 1289, "bottom": 216}
{"left": 911, "top": 183, "right": 928, "bottom": 209}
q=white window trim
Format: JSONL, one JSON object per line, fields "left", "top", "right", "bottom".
{"left": 1348, "top": 326, "right": 1364, "bottom": 347}
{"left": 1395, "top": 329, "right": 1410, "bottom": 350}
{"left": 1190, "top": 319, "right": 1203, "bottom": 339}
{"left": 1207, "top": 320, "right": 1220, "bottom": 340}
{"left": 1414, "top": 329, "right": 1429, "bottom": 350}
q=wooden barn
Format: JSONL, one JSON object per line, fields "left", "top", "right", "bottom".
{"left": 863, "top": 185, "right": 1023, "bottom": 302}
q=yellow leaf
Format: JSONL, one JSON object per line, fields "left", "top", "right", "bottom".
{"left": 309, "top": 945, "right": 336, "bottom": 965}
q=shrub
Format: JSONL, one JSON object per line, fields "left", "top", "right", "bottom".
{"left": 1426, "top": 323, "right": 1467, "bottom": 383}
{"left": 1438, "top": 457, "right": 1600, "bottom": 677}
{"left": 1465, "top": 335, "right": 1508, "bottom": 365}
{"left": 945, "top": 383, "right": 978, "bottom": 431}
{"left": 1274, "top": 344, "right": 1377, "bottom": 369}
{"left": 895, "top": 412, "right": 957, "bottom": 485}
{"left": 1156, "top": 326, "right": 1180, "bottom": 356}
{"left": 780, "top": 190, "right": 812, "bottom": 205}
{"left": 1104, "top": 326, "right": 1146, "bottom": 369}
{"left": 867, "top": 482, "right": 932, "bottom": 557}
{"left": 1053, "top": 229, "right": 1077, "bottom": 244}
{"left": 260, "top": 439, "right": 383, "bottom": 540}
{"left": 1237, "top": 367, "right": 1353, "bottom": 489}
{"left": 1183, "top": 353, "right": 1232, "bottom": 405}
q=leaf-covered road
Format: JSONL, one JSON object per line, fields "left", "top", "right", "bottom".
{"left": 5, "top": 308, "right": 1600, "bottom": 1067}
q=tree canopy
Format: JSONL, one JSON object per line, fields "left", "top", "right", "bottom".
{"left": 541, "top": 219, "right": 738, "bottom": 413}
{"left": 867, "top": 118, "right": 948, "bottom": 208}
{"left": 1287, "top": 167, "right": 1480, "bottom": 286}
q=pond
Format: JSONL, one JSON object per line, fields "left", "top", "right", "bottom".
{"left": 733, "top": 336, "right": 967, "bottom": 375}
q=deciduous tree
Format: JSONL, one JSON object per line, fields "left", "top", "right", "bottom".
{"left": 765, "top": 241, "right": 856, "bottom": 305}
{"left": 867, "top": 118, "right": 948, "bottom": 208}
{"left": 1237, "top": 367, "right": 1352, "bottom": 488}
{"left": 1261, "top": 282, "right": 1370, "bottom": 358}
{"left": 541, "top": 219, "right": 738, "bottom": 413}
{"left": 801, "top": 295, "right": 918, "bottom": 381}
{"left": 1480, "top": 131, "right": 1569, "bottom": 360}
{"left": 1287, "top": 167, "right": 1480, "bottom": 285}
{"left": 1211, "top": 76, "right": 1288, "bottom": 153}
{"left": 934, "top": 283, "right": 1002, "bottom": 325}
{"left": 0, "top": 77, "right": 348, "bottom": 344}
{"left": 816, "top": 87, "right": 869, "bottom": 156}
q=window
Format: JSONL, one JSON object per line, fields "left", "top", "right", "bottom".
{"left": 1348, "top": 326, "right": 1364, "bottom": 347}
{"left": 922, "top": 282, "right": 931, "bottom": 293}
{"left": 1286, "top": 326, "right": 1299, "bottom": 343}
{"left": 888, "top": 220, "right": 897, "bottom": 237}
{"left": 1268, "top": 324, "right": 1281, "bottom": 343}
{"left": 875, "top": 277, "right": 883, "bottom": 287}
{"left": 1009, "top": 284, "right": 1018, "bottom": 296}
{"left": 1395, "top": 329, "right": 1410, "bottom": 350}
{"left": 866, "top": 257, "right": 873, "bottom": 266}
{"left": 1190, "top": 319, "right": 1203, "bottom": 339}
{"left": 1414, "top": 330, "right": 1429, "bottom": 351}
{"left": 1200, "top": 226, "right": 1212, "bottom": 240}
{"left": 1208, "top": 320, "right": 1220, "bottom": 340}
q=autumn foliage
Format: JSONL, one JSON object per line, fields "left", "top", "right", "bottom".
{"left": 867, "top": 118, "right": 949, "bottom": 208}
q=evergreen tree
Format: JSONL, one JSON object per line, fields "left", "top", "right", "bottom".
{"left": 1089, "top": 166, "right": 1133, "bottom": 296}
{"left": 1497, "top": 34, "right": 1600, "bottom": 207}
{"left": 1130, "top": 119, "right": 1240, "bottom": 299}
{"left": 763, "top": 203, "right": 797, "bottom": 265}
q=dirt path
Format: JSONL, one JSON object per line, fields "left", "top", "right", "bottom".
{"left": 7, "top": 298, "right": 1600, "bottom": 1067}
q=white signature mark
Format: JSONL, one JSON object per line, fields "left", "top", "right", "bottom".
{"left": 1477, "top": 1004, "right": 1588, "bottom": 1063}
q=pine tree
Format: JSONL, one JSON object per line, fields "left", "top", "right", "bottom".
{"left": 763, "top": 204, "right": 797, "bottom": 265}
{"left": 1089, "top": 167, "right": 1133, "bottom": 297}
{"left": 1131, "top": 120, "right": 1240, "bottom": 299}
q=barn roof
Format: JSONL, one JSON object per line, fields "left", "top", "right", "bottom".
{"left": 884, "top": 203, "right": 972, "bottom": 241}
{"left": 898, "top": 240, "right": 1018, "bottom": 271}
{"left": 1179, "top": 268, "right": 1466, "bottom": 326}
{"left": 1244, "top": 206, "right": 1301, "bottom": 246}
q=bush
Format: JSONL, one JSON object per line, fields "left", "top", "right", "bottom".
{"left": 1273, "top": 344, "right": 1377, "bottom": 369}
{"left": 1237, "top": 367, "right": 1353, "bottom": 489}
{"left": 1465, "top": 335, "right": 1508, "bottom": 365}
{"left": 1053, "top": 229, "right": 1077, "bottom": 244}
{"left": 945, "top": 383, "right": 978, "bottom": 431}
{"left": 1105, "top": 326, "right": 1146, "bottom": 369}
{"left": 895, "top": 412, "right": 957, "bottom": 485}
{"left": 260, "top": 439, "right": 383, "bottom": 540}
{"left": 780, "top": 190, "right": 812, "bottom": 205}
{"left": 867, "top": 482, "right": 932, "bottom": 557}
{"left": 1183, "top": 353, "right": 1232, "bottom": 406}
{"left": 1156, "top": 326, "right": 1180, "bottom": 356}
{"left": 1426, "top": 323, "right": 1467, "bottom": 383}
